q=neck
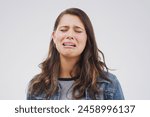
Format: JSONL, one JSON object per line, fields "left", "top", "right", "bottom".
{"left": 59, "top": 55, "right": 79, "bottom": 78}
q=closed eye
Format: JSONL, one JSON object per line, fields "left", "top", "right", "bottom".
{"left": 60, "top": 29, "right": 67, "bottom": 32}
{"left": 75, "top": 30, "right": 82, "bottom": 33}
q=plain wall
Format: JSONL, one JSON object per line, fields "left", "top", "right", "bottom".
{"left": 0, "top": 0, "right": 150, "bottom": 99}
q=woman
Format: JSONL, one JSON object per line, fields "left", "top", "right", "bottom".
{"left": 27, "top": 8, "right": 124, "bottom": 100}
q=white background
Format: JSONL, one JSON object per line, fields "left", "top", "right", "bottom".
{"left": 0, "top": 100, "right": 150, "bottom": 117}
{"left": 0, "top": 0, "right": 150, "bottom": 99}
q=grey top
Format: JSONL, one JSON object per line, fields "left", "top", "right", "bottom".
{"left": 58, "top": 77, "right": 77, "bottom": 100}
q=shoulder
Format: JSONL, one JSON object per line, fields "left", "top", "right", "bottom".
{"left": 97, "top": 71, "right": 119, "bottom": 85}
{"left": 97, "top": 72, "right": 124, "bottom": 100}
{"left": 97, "top": 72, "right": 119, "bottom": 91}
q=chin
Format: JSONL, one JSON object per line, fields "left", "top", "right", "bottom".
{"left": 61, "top": 53, "right": 80, "bottom": 59}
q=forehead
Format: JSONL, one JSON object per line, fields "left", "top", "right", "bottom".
{"left": 58, "top": 14, "right": 85, "bottom": 28}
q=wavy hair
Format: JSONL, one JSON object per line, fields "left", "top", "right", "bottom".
{"left": 28, "top": 8, "right": 110, "bottom": 99}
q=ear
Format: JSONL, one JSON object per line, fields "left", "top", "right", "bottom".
{"left": 52, "top": 31, "right": 56, "bottom": 44}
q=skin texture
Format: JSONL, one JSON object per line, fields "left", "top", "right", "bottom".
{"left": 52, "top": 14, "right": 87, "bottom": 78}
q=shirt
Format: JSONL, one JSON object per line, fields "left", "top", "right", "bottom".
{"left": 58, "top": 77, "right": 75, "bottom": 100}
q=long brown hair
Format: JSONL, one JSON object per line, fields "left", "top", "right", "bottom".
{"left": 28, "top": 8, "right": 110, "bottom": 99}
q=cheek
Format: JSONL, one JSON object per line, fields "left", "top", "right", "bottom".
{"left": 78, "top": 38, "right": 87, "bottom": 51}
{"left": 55, "top": 32, "right": 65, "bottom": 41}
{"left": 78, "top": 35, "right": 87, "bottom": 45}
{"left": 76, "top": 33, "right": 87, "bottom": 40}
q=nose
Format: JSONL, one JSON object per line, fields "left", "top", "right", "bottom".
{"left": 66, "top": 36, "right": 74, "bottom": 40}
{"left": 66, "top": 30, "right": 75, "bottom": 40}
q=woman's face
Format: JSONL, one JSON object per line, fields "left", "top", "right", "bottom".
{"left": 52, "top": 14, "right": 87, "bottom": 59}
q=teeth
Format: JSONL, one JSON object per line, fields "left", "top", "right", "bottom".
{"left": 63, "top": 43, "right": 76, "bottom": 47}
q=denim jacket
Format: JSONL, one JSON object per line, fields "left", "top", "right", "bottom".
{"left": 27, "top": 72, "right": 124, "bottom": 100}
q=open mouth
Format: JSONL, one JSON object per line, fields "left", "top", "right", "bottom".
{"left": 62, "top": 42, "right": 76, "bottom": 47}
